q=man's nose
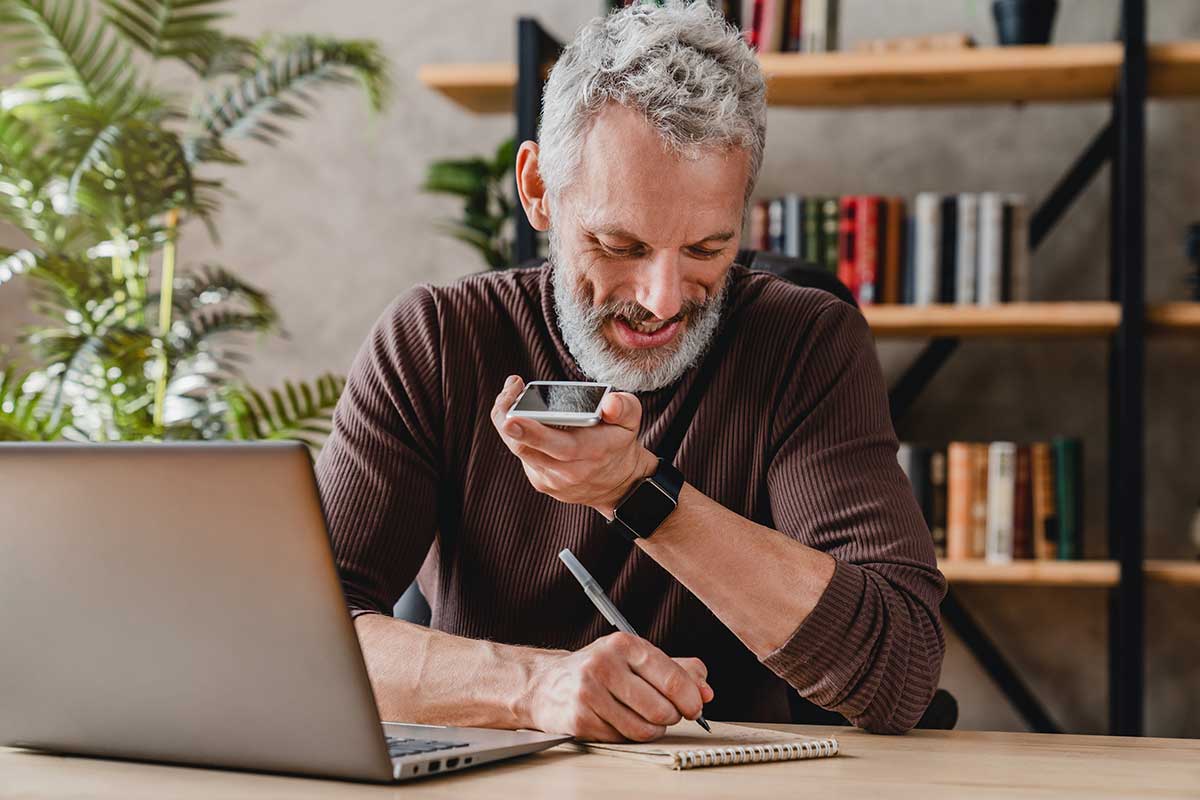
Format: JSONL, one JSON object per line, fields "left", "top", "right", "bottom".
{"left": 635, "top": 251, "right": 684, "bottom": 321}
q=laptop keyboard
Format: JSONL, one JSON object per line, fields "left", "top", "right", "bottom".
{"left": 385, "top": 736, "right": 470, "bottom": 759}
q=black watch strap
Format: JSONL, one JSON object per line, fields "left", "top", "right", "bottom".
{"left": 609, "top": 459, "right": 684, "bottom": 542}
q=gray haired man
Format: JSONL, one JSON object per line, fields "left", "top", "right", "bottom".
{"left": 317, "top": 1, "right": 945, "bottom": 742}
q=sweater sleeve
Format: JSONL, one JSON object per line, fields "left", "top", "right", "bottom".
{"left": 759, "top": 299, "right": 946, "bottom": 734}
{"left": 314, "top": 286, "right": 443, "bottom": 617}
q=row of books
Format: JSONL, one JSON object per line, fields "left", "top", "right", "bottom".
{"left": 898, "top": 438, "right": 1083, "bottom": 563}
{"left": 608, "top": 1, "right": 840, "bottom": 53}
{"left": 747, "top": 193, "right": 1033, "bottom": 306}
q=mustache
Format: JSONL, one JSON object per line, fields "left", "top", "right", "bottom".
{"left": 586, "top": 295, "right": 709, "bottom": 327}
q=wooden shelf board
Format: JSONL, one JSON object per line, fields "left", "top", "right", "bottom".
{"left": 419, "top": 41, "right": 1200, "bottom": 113}
{"left": 418, "top": 63, "right": 517, "bottom": 113}
{"left": 1147, "top": 302, "right": 1200, "bottom": 335}
{"left": 939, "top": 559, "right": 1119, "bottom": 587}
{"left": 1144, "top": 559, "right": 1200, "bottom": 586}
{"left": 862, "top": 302, "right": 1120, "bottom": 338}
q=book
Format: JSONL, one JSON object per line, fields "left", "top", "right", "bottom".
{"left": 1031, "top": 441, "right": 1059, "bottom": 560}
{"left": 1012, "top": 445, "right": 1033, "bottom": 559}
{"left": 913, "top": 192, "right": 941, "bottom": 305}
{"left": 758, "top": 0, "right": 788, "bottom": 52}
{"left": 969, "top": 442, "right": 989, "bottom": 557}
{"left": 749, "top": 200, "right": 768, "bottom": 251}
{"left": 783, "top": 193, "right": 802, "bottom": 258}
{"left": 856, "top": 195, "right": 882, "bottom": 305}
{"left": 784, "top": 0, "right": 803, "bottom": 51}
{"left": 929, "top": 447, "right": 947, "bottom": 558}
{"left": 569, "top": 720, "right": 839, "bottom": 770}
{"left": 986, "top": 442, "right": 1016, "bottom": 563}
{"left": 1000, "top": 200, "right": 1014, "bottom": 302}
{"left": 883, "top": 197, "right": 905, "bottom": 305}
{"left": 768, "top": 197, "right": 785, "bottom": 253}
{"left": 820, "top": 197, "right": 840, "bottom": 272}
{"left": 954, "top": 193, "right": 979, "bottom": 305}
{"left": 837, "top": 196, "right": 859, "bottom": 298}
{"left": 803, "top": 196, "right": 822, "bottom": 266}
{"left": 743, "top": 0, "right": 763, "bottom": 49}
{"left": 1053, "top": 436, "right": 1082, "bottom": 560}
{"left": 938, "top": 194, "right": 958, "bottom": 303}
{"left": 801, "top": 0, "right": 825, "bottom": 53}
{"left": 946, "top": 442, "right": 974, "bottom": 560}
{"left": 977, "top": 192, "right": 1004, "bottom": 305}
{"left": 903, "top": 215, "right": 917, "bottom": 304}
{"left": 1007, "top": 194, "right": 1031, "bottom": 302}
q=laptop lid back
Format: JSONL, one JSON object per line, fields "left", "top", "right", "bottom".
{"left": 0, "top": 442, "right": 394, "bottom": 782}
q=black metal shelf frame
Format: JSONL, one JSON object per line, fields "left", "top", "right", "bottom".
{"left": 511, "top": 1, "right": 1146, "bottom": 736}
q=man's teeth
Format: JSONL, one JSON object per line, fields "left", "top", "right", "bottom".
{"left": 625, "top": 318, "right": 670, "bottom": 334}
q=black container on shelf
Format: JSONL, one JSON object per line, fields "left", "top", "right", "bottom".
{"left": 993, "top": 0, "right": 1059, "bottom": 46}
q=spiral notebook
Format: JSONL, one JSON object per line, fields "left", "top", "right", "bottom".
{"left": 567, "top": 720, "right": 839, "bottom": 770}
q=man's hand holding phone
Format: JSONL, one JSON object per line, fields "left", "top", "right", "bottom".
{"left": 491, "top": 376, "right": 658, "bottom": 518}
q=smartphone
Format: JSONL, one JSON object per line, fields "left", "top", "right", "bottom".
{"left": 505, "top": 381, "right": 613, "bottom": 427}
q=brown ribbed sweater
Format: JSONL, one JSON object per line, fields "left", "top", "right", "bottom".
{"left": 315, "top": 264, "right": 946, "bottom": 734}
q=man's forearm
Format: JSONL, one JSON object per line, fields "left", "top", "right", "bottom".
{"left": 636, "top": 483, "right": 835, "bottom": 657}
{"left": 354, "top": 613, "right": 556, "bottom": 729}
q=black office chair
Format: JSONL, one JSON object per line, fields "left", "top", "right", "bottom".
{"left": 392, "top": 251, "right": 958, "bottom": 731}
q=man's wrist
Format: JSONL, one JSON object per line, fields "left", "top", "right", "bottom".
{"left": 593, "top": 448, "right": 659, "bottom": 519}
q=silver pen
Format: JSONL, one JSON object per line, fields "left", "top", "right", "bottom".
{"left": 558, "top": 547, "right": 711, "bottom": 733}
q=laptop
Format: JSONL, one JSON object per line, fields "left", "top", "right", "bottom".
{"left": 0, "top": 442, "right": 570, "bottom": 782}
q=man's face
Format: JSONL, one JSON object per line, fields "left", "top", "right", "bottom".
{"left": 549, "top": 103, "right": 749, "bottom": 391}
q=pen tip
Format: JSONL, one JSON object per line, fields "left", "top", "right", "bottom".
{"left": 697, "top": 715, "right": 711, "bottom": 733}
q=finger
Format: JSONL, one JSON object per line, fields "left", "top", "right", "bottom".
{"left": 502, "top": 416, "right": 583, "bottom": 462}
{"left": 588, "top": 687, "right": 668, "bottom": 743}
{"left": 599, "top": 391, "right": 641, "bottom": 433}
{"left": 490, "top": 375, "right": 526, "bottom": 431}
{"left": 626, "top": 643, "right": 705, "bottom": 721}
{"left": 606, "top": 670, "right": 683, "bottom": 729}
{"left": 672, "top": 657, "right": 714, "bottom": 699}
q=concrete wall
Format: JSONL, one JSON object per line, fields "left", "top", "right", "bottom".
{"left": 2, "top": 0, "right": 1197, "bottom": 736}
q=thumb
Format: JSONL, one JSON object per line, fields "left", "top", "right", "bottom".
{"left": 600, "top": 391, "right": 641, "bottom": 433}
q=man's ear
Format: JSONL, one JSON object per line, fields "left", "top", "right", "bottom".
{"left": 515, "top": 140, "right": 551, "bottom": 232}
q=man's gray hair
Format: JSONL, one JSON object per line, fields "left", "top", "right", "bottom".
{"left": 538, "top": 1, "right": 767, "bottom": 207}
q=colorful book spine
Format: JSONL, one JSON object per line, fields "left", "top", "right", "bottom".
{"left": 1012, "top": 445, "right": 1033, "bottom": 559}
{"left": 803, "top": 197, "right": 822, "bottom": 266}
{"left": 837, "top": 196, "right": 859, "bottom": 299}
{"left": 784, "top": 0, "right": 803, "bottom": 51}
{"left": 855, "top": 196, "right": 881, "bottom": 305}
{"left": 783, "top": 193, "right": 802, "bottom": 259}
{"left": 883, "top": 197, "right": 905, "bottom": 305}
{"left": 946, "top": 442, "right": 974, "bottom": 560}
{"left": 929, "top": 448, "right": 947, "bottom": 558}
{"left": 1007, "top": 194, "right": 1031, "bottom": 302}
{"left": 1031, "top": 442, "right": 1059, "bottom": 560}
{"left": 986, "top": 442, "right": 1016, "bottom": 564}
{"left": 768, "top": 197, "right": 785, "bottom": 253}
{"left": 821, "top": 197, "right": 840, "bottom": 273}
{"left": 938, "top": 194, "right": 958, "bottom": 303}
{"left": 969, "top": 442, "right": 989, "bottom": 558}
{"left": 749, "top": 200, "right": 768, "bottom": 252}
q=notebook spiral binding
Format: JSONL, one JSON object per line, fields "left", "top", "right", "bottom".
{"left": 671, "top": 737, "right": 839, "bottom": 770}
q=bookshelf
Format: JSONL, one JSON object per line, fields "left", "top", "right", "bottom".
{"left": 422, "top": 1, "right": 1192, "bottom": 737}
{"left": 420, "top": 41, "right": 1200, "bottom": 113}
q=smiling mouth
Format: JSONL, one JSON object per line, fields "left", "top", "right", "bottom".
{"left": 609, "top": 316, "right": 684, "bottom": 350}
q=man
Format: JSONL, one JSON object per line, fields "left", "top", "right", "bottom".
{"left": 316, "top": 1, "right": 945, "bottom": 741}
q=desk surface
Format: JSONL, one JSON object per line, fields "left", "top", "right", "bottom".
{"left": 5, "top": 724, "right": 1199, "bottom": 799}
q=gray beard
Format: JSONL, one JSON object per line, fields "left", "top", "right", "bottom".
{"left": 549, "top": 236, "right": 728, "bottom": 393}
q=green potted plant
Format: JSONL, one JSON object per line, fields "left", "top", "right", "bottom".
{"left": 0, "top": 0, "right": 388, "bottom": 446}
{"left": 423, "top": 137, "right": 516, "bottom": 268}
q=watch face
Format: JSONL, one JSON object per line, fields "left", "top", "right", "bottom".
{"left": 615, "top": 480, "right": 676, "bottom": 537}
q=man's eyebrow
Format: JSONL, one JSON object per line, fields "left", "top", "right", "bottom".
{"left": 587, "top": 227, "right": 737, "bottom": 245}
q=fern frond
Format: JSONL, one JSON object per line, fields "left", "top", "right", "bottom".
{"left": 0, "top": 248, "right": 39, "bottom": 287}
{"left": 0, "top": 367, "right": 72, "bottom": 441}
{"left": 0, "top": 0, "right": 140, "bottom": 108}
{"left": 224, "top": 373, "right": 343, "bottom": 448}
{"left": 101, "top": 0, "right": 232, "bottom": 71}
{"left": 187, "top": 36, "right": 388, "bottom": 160}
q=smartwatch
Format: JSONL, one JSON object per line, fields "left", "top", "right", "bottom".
{"left": 609, "top": 458, "right": 684, "bottom": 542}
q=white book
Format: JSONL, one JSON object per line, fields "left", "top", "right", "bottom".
{"left": 977, "top": 192, "right": 1005, "bottom": 306}
{"left": 986, "top": 442, "right": 1017, "bottom": 564}
{"left": 802, "top": 0, "right": 826, "bottom": 54}
{"left": 1007, "top": 195, "right": 1031, "bottom": 302}
{"left": 913, "top": 193, "right": 941, "bottom": 306}
{"left": 897, "top": 443, "right": 914, "bottom": 483}
{"left": 954, "top": 193, "right": 979, "bottom": 305}
{"left": 783, "top": 193, "right": 802, "bottom": 259}
{"left": 768, "top": 198, "right": 784, "bottom": 253}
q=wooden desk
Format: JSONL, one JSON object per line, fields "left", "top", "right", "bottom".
{"left": 4, "top": 724, "right": 1198, "bottom": 799}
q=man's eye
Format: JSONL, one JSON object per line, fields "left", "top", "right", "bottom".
{"left": 601, "top": 245, "right": 642, "bottom": 258}
{"left": 688, "top": 247, "right": 722, "bottom": 259}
